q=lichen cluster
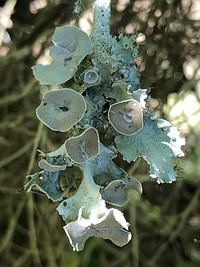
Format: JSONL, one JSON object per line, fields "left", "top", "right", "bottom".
{"left": 24, "top": 0, "right": 185, "bottom": 251}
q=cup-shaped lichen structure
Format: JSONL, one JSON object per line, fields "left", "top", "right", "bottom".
{"left": 32, "top": 26, "right": 93, "bottom": 85}
{"left": 65, "top": 127, "right": 100, "bottom": 163}
{"left": 83, "top": 68, "right": 100, "bottom": 87}
{"left": 108, "top": 99, "right": 143, "bottom": 135}
{"left": 36, "top": 88, "right": 86, "bottom": 132}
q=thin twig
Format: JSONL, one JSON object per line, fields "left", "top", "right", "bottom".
{"left": 0, "top": 140, "right": 34, "bottom": 169}
{"left": 26, "top": 122, "right": 44, "bottom": 267}
{"left": 149, "top": 186, "right": 200, "bottom": 266}
{"left": 27, "top": 195, "right": 43, "bottom": 267}
{"left": 129, "top": 192, "right": 140, "bottom": 267}
{"left": 0, "top": 198, "right": 27, "bottom": 254}
{"left": 26, "top": 122, "right": 44, "bottom": 176}
{"left": 0, "top": 79, "right": 37, "bottom": 107}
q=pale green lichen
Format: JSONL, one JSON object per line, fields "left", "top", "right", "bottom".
{"left": 36, "top": 88, "right": 87, "bottom": 132}
{"left": 100, "top": 178, "right": 142, "bottom": 207}
{"left": 115, "top": 114, "right": 185, "bottom": 183}
{"left": 108, "top": 99, "right": 143, "bottom": 135}
{"left": 56, "top": 161, "right": 106, "bottom": 222}
{"left": 24, "top": 0, "right": 185, "bottom": 252}
{"left": 82, "top": 67, "right": 101, "bottom": 87}
{"left": 65, "top": 127, "right": 100, "bottom": 163}
{"left": 64, "top": 207, "right": 131, "bottom": 251}
{"left": 32, "top": 26, "right": 93, "bottom": 85}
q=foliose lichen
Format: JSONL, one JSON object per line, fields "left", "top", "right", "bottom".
{"left": 24, "top": 0, "right": 185, "bottom": 251}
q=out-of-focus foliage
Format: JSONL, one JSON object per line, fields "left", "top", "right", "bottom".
{"left": 110, "top": 0, "right": 200, "bottom": 101}
{"left": 0, "top": 0, "right": 199, "bottom": 266}
{"left": 176, "top": 261, "right": 200, "bottom": 267}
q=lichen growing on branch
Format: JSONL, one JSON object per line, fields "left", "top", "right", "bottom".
{"left": 23, "top": 0, "right": 185, "bottom": 251}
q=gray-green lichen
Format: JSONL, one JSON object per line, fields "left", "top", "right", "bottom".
{"left": 115, "top": 114, "right": 185, "bottom": 183}
{"left": 24, "top": 0, "right": 185, "bottom": 252}
{"left": 36, "top": 88, "right": 87, "bottom": 132}
{"left": 32, "top": 26, "right": 93, "bottom": 85}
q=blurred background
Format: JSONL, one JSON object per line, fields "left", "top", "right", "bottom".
{"left": 0, "top": 0, "right": 200, "bottom": 266}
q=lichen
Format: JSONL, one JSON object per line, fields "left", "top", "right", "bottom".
{"left": 100, "top": 177, "right": 142, "bottom": 207}
{"left": 24, "top": 0, "right": 185, "bottom": 252}
{"left": 115, "top": 114, "right": 185, "bottom": 183}
{"left": 108, "top": 99, "right": 143, "bottom": 135}
{"left": 65, "top": 127, "right": 100, "bottom": 163}
{"left": 32, "top": 26, "right": 93, "bottom": 85}
{"left": 36, "top": 88, "right": 87, "bottom": 132}
{"left": 63, "top": 207, "right": 131, "bottom": 251}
